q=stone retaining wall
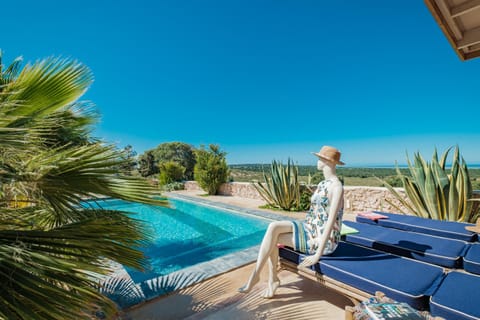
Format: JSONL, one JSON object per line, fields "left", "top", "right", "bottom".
{"left": 343, "top": 186, "right": 409, "bottom": 213}
{"left": 183, "top": 181, "right": 410, "bottom": 213}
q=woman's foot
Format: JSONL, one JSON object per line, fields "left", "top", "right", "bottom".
{"left": 263, "top": 280, "right": 280, "bottom": 299}
{"left": 238, "top": 271, "right": 259, "bottom": 293}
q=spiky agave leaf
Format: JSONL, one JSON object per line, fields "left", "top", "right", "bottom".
{"left": 378, "top": 170, "right": 417, "bottom": 215}
{"left": 254, "top": 159, "right": 301, "bottom": 211}
{"left": 431, "top": 149, "right": 449, "bottom": 218}
{"left": 462, "top": 159, "right": 474, "bottom": 222}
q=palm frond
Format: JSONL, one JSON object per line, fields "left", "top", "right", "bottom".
{"left": 0, "top": 207, "right": 154, "bottom": 319}
{"left": 3, "top": 57, "right": 93, "bottom": 119}
{"left": 3, "top": 143, "right": 166, "bottom": 220}
{"left": 0, "top": 55, "right": 23, "bottom": 86}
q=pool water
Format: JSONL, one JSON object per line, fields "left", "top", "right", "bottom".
{"left": 93, "top": 198, "right": 269, "bottom": 283}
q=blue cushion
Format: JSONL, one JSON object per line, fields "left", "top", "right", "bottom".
{"left": 356, "top": 211, "right": 477, "bottom": 242}
{"left": 279, "top": 242, "right": 445, "bottom": 310}
{"left": 343, "top": 221, "right": 468, "bottom": 268}
{"left": 430, "top": 271, "right": 480, "bottom": 320}
{"left": 464, "top": 243, "right": 480, "bottom": 275}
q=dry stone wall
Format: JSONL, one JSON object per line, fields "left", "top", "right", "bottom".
{"left": 218, "top": 182, "right": 264, "bottom": 200}
{"left": 343, "top": 186, "right": 409, "bottom": 213}
{"left": 184, "top": 181, "right": 203, "bottom": 192}
{"left": 183, "top": 181, "right": 410, "bottom": 213}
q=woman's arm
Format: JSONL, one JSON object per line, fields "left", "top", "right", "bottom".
{"left": 298, "top": 182, "right": 343, "bottom": 268}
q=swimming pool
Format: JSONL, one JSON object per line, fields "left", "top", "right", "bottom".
{"left": 95, "top": 197, "right": 270, "bottom": 284}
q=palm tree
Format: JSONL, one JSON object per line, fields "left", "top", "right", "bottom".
{"left": 0, "top": 51, "right": 168, "bottom": 319}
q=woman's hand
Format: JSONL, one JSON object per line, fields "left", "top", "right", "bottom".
{"left": 298, "top": 254, "right": 320, "bottom": 268}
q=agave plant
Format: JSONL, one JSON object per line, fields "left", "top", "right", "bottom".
{"left": 255, "top": 159, "right": 302, "bottom": 211}
{"left": 0, "top": 52, "right": 168, "bottom": 319}
{"left": 383, "top": 146, "right": 479, "bottom": 222}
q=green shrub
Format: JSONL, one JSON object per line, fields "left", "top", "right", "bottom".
{"left": 299, "top": 186, "right": 313, "bottom": 211}
{"left": 382, "top": 175, "right": 403, "bottom": 187}
{"left": 194, "top": 144, "right": 229, "bottom": 195}
{"left": 308, "top": 172, "right": 323, "bottom": 185}
{"left": 161, "top": 181, "right": 185, "bottom": 191}
{"left": 383, "top": 146, "right": 479, "bottom": 222}
{"left": 158, "top": 161, "right": 185, "bottom": 185}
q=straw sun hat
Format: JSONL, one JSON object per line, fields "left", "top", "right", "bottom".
{"left": 312, "top": 146, "right": 345, "bottom": 165}
{"left": 466, "top": 218, "right": 480, "bottom": 233}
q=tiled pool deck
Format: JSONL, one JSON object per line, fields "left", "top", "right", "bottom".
{"left": 120, "top": 191, "right": 355, "bottom": 319}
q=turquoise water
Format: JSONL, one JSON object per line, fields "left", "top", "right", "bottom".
{"left": 91, "top": 198, "right": 269, "bottom": 283}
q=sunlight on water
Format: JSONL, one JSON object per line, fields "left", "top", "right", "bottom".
{"left": 90, "top": 198, "right": 269, "bottom": 283}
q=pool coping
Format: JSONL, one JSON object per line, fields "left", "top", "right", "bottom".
{"left": 166, "top": 192, "right": 296, "bottom": 223}
{"left": 113, "top": 193, "right": 294, "bottom": 310}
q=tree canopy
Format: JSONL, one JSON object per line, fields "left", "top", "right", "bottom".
{"left": 139, "top": 142, "right": 196, "bottom": 179}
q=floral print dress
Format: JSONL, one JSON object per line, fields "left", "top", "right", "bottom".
{"left": 292, "top": 179, "right": 343, "bottom": 255}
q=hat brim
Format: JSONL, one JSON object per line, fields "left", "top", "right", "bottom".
{"left": 466, "top": 225, "right": 480, "bottom": 233}
{"left": 312, "top": 152, "right": 345, "bottom": 165}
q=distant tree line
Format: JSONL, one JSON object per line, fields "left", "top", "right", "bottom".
{"left": 229, "top": 164, "right": 480, "bottom": 189}
{"left": 229, "top": 164, "right": 411, "bottom": 178}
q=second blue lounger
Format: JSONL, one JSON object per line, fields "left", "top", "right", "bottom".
{"left": 342, "top": 221, "right": 469, "bottom": 268}
{"left": 356, "top": 211, "right": 477, "bottom": 242}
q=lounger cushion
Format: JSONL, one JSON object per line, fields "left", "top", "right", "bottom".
{"left": 342, "top": 221, "right": 468, "bottom": 268}
{"left": 279, "top": 242, "right": 444, "bottom": 310}
{"left": 356, "top": 211, "right": 477, "bottom": 242}
{"left": 430, "top": 271, "right": 480, "bottom": 320}
{"left": 464, "top": 243, "right": 480, "bottom": 275}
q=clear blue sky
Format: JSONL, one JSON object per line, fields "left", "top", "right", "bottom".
{"left": 2, "top": 1, "right": 480, "bottom": 165}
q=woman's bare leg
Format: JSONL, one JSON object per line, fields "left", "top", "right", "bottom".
{"left": 238, "top": 221, "right": 293, "bottom": 296}
{"left": 263, "top": 232, "right": 293, "bottom": 298}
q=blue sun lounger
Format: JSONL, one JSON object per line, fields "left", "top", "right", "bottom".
{"left": 279, "top": 242, "right": 445, "bottom": 310}
{"left": 356, "top": 211, "right": 477, "bottom": 242}
{"left": 342, "top": 221, "right": 469, "bottom": 268}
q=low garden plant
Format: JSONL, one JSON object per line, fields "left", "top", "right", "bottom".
{"left": 158, "top": 161, "right": 186, "bottom": 185}
{"left": 194, "top": 144, "right": 229, "bottom": 195}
